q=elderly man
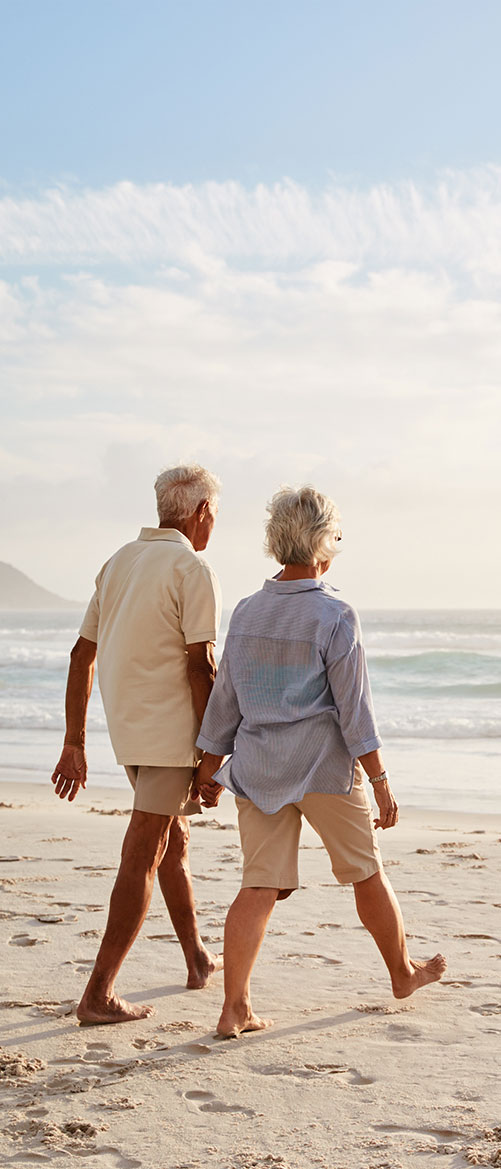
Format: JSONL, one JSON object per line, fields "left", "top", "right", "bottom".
{"left": 51, "top": 464, "right": 223, "bottom": 1024}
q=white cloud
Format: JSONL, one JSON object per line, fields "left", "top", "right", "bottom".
{"left": 1, "top": 170, "right": 500, "bottom": 607}
{"left": 1, "top": 169, "right": 501, "bottom": 283}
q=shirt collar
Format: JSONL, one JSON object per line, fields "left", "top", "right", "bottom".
{"left": 263, "top": 578, "right": 338, "bottom": 595}
{"left": 138, "top": 527, "right": 193, "bottom": 549}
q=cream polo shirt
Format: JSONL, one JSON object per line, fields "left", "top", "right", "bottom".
{"left": 79, "top": 528, "right": 221, "bottom": 767}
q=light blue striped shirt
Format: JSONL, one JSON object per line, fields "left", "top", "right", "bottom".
{"left": 196, "top": 578, "right": 382, "bottom": 813}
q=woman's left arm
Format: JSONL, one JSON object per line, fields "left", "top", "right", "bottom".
{"left": 326, "top": 613, "right": 398, "bottom": 829}
{"left": 194, "top": 649, "right": 243, "bottom": 806}
{"left": 326, "top": 617, "right": 382, "bottom": 762}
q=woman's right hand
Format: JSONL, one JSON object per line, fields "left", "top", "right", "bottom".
{"left": 372, "top": 779, "right": 399, "bottom": 829}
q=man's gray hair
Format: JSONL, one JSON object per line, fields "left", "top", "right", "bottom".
{"left": 264, "top": 485, "right": 342, "bottom": 566}
{"left": 154, "top": 464, "right": 221, "bottom": 523}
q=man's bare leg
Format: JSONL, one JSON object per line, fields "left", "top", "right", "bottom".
{"left": 354, "top": 869, "right": 446, "bottom": 998}
{"left": 216, "top": 887, "right": 277, "bottom": 1038}
{"left": 77, "top": 810, "right": 172, "bottom": 1024}
{"left": 157, "top": 817, "right": 223, "bottom": 989}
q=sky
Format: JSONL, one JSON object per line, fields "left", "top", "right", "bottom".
{"left": 1, "top": 0, "right": 500, "bottom": 609}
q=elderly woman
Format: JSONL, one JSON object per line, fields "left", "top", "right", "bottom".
{"left": 195, "top": 487, "right": 446, "bottom": 1038}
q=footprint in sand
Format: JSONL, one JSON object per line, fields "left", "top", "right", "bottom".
{"left": 87, "top": 806, "right": 131, "bottom": 816}
{"left": 35, "top": 913, "right": 78, "bottom": 923}
{"left": 470, "top": 1003, "right": 501, "bottom": 1016}
{"left": 44, "top": 1069, "right": 102, "bottom": 1094}
{"left": 281, "top": 952, "right": 342, "bottom": 966}
{"left": 180, "top": 1042, "right": 212, "bottom": 1053}
{"left": 131, "top": 1036, "right": 170, "bottom": 1051}
{"left": 158, "top": 1020, "right": 197, "bottom": 1032}
{"left": 82, "top": 1042, "right": 114, "bottom": 1062}
{"left": 9, "top": 933, "right": 50, "bottom": 946}
{"left": 30, "top": 1000, "right": 77, "bottom": 1017}
{"left": 386, "top": 1023, "right": 423, "bottom": 1042}
{"left": 455, "top": 933, "right": 499, "bottom": 942}
{"left": 356, "top": 1004, "right": 415, "bottom": 1015}
{"left": 5, "top": 1116, "right": 142, "bottom": 1169}
{"left": 256, "top": 1062, "right": 374, "bottom": 1084}
{"left": 73, "top": 864, "right": 116, "bottom": 871}
{"left": 98, "top": 1096, "right": 143, "bottom": 1111}
{"left": 183, "top": 1088, "right": 255, "bottom": 1115}
{"left": 375, "top": 1122, "right": 464, "bottom": 1141}
{"left": 64, "top": 957, "right": 96, "bottom": 973}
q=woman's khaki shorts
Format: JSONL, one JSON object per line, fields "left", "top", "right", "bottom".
{"left": 124, "top": 765, "right": 201, "bottom": 817}
{"left": 236, "top": 770, "right": 382, "bottom": 897}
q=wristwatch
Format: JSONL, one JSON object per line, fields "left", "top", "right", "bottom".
{"left": 369, "top": 770, "right": 389, "bottom": 784}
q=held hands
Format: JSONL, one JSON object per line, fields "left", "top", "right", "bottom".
{"left": 372, "top": 779, "right": 399, "bottom": 830}
{"left": 51, "top": 744, "right": 87, "bottom": 802}
{"left": 192, "top": 760, "right": 224, "bottom": 808}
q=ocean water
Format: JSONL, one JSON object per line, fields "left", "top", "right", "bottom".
{"left": 1, "top": 608, "right": 500, "bottom": 814}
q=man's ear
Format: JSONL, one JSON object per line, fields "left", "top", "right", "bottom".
{"left": 197, "top": 499, "right": 209, "bottom": 521}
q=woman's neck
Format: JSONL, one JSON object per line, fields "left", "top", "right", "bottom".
{"left": 278, "top": 563, "right": 322, "bottom": 581}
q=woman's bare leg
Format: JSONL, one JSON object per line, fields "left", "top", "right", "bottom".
{"left": 354, "top": 869, "right": 446, "bottom": 997}
{"left": 217, "top": 887, "right": 278, "bottom": 1037}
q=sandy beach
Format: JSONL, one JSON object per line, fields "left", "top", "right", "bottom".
{"left": 1, "top": 780, "right": 500, "bottom": 1169}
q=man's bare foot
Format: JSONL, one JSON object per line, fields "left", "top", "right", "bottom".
{"left": 392, "top": 953, "right": 447, "bottom": 999}
{"left": 186, "top": 950, "right": 224, "bottom": 990}
{"left": 216, "top": 1006, "right": 273, "bottom": 1039}
{"left": 77, "top": 993, "right": 154, "bottom": 1025}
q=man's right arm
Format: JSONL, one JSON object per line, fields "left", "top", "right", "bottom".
{"left": 51, "top": 636, "right": 97, "bottom": 802}
{"left": 186, "top": 641, "right": 217, "bottom": 727}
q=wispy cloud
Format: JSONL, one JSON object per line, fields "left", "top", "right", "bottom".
{"left": 2, "top": 169, "right": 501, "bottom": 282}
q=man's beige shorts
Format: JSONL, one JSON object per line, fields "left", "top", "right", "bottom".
{"left": 236, "top": 770, "right": 382, "bottom": 897}
{"left": 124, "top": 765, "right": 201, "bottom": 817}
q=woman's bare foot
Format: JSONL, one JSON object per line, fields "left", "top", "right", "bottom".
{"left": 77, "top": 993, "right": 154, "bottom": 1025}
{"left": 186, "top": 949, "right": 224, "bottom": 990}
{"left": 392, "top": 953, "right": 447, "bottom": 999}
{"left": 216, "top": 1005, "right": 273, "bottom": 1039}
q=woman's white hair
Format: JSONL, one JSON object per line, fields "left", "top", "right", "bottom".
{"left": 264, "top": 485, "right": 342, "bottom": 566}
{"left": 154, "top": 464, "right": 221, "bottom": 523}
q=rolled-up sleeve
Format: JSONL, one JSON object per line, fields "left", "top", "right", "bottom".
{"left": 326, "top": 611, "right": 382, "bottom": 759}
{"left": 196, "top": 646, "right": 242, "bottom": 755}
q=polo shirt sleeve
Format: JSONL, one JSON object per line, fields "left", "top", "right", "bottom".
{"left": 326, "top": 607, "right": 382, "bottom": 759}
{"left": 179, "top": 561, "right": 221, "bottom": 645}
{"left": 79, "top": 589, "right": 100, "bottom": 643}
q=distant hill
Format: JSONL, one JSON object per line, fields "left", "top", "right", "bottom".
{"left": 0, "top": 562, "right": 84, "bottom": 610}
